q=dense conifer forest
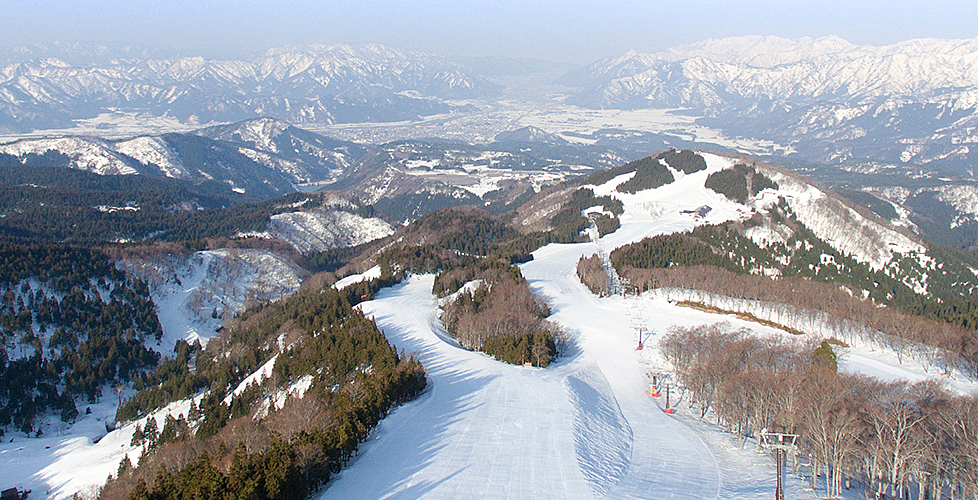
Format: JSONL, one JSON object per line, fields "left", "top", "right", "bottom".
{"left": 0, "top": 243, "right": 161, "bottom": 435}
{"left": 703, "top": 162, "right": 778, "bottom": 203}
{"left": 102, "top": 279, "right": 425, "bottom": 500}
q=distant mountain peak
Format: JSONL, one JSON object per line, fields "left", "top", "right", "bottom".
{"left": 493, "top": 125, "right": 568, "bottom": 145}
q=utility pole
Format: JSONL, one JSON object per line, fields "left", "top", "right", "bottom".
{"left": 759, "top": 430, "right": 799, "bottom": 500}
{"left": 663, "top": 383, "right": 674, "bottom": 414}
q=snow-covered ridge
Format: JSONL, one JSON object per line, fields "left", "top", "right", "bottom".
{"left": 0, "top": 42, "right": 499, "bottom": 131}
{"left": 586, "top": 151, "right": 929, "bottom": 280}
{"left": 574, "top": 35, "right": 978, "bottom": 104}
{"left": 268, "top": 209, "right": 394, "bottom": 253}
{"left": 862, "top": 182, "right": 978, "bottom": 232}
{"left": 113, "top": 135, "right": 189, "bottom": 178}
{"left": 758, "top": 166, "right": 926, "bottom": 271}
{"left": 933, "top": 184, "right": 978, "bottom": 227}
{"left": 0, "top": 118, "right": 365, "bottom": 191}
{"left": 0, "top": 136, "right": 139, "bottom": 175}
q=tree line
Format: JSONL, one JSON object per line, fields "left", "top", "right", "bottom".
{"left": 662, "top": 323, "right": 978, "bottom": 500}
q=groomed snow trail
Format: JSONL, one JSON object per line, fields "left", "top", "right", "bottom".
{"left": 320, "top": 274, "right": 725, "bottom": 499}
{"left": 319, "top": 154, "right": 819, "bottom": 499}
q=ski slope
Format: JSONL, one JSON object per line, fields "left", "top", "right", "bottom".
{"left": 4, "top": 152, "right": 959, "bottom": 498}
{"left": 318, "top": 154, "right": 823, "bottom": 499}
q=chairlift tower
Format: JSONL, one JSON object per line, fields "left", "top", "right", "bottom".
{"left": 759, "top": 430, "right": 799, "bottom": 500}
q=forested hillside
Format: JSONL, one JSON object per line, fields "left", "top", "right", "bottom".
{"left": 101, "top": 279, "right": 425, "bottom": 500}
{"left": 0, "top": 243, "right": 161, "bottom": 435}
{"left": 0, "top": 166, "right": 379, "bottom": 246}
{"left": 610, "top": 200, "right": 978, "bottom": 329}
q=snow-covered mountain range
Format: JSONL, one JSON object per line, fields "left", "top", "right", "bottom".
{"left": 0, "top": 43, "right": 500, "bottom": 132}
{"left": 0, "top": 118, "right": 367, "bottom": 198}
{"left": 563, "top": 36, "right": 978, "bottom": 172}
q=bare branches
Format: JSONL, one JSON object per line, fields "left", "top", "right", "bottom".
{"left": 663, "top": 323, "right": 978, "bottom": 499}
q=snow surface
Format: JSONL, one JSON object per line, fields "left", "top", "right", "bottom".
{"left": 3, "top": 152, "right": 955, "bottom": 499}
{"left": 319, "top": 153, "right": 970, "bottom": 499}
{"left": 317, "top": 154, "right": 829, "bottom": 499}
{"left": 333, "top": 265, "right": 382, "bottom": 290}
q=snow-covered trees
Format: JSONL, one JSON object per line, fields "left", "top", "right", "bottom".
{"left": 102, "top": 279, "right": 426, "bottom": 500}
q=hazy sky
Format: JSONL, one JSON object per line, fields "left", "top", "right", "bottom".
{"left": 4, "top": 0, "right": 978, "bottom": 63}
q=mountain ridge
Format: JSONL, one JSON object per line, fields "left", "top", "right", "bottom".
{"left": 0, "top": 43, "right": 501, "bottom": 132}
{"left": 563, "top": 36, "right": 978, "bottom": 172}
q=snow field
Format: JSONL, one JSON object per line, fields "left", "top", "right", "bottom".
{"left": 318, "top": 153, "right": 824, "bottom": 498}
{"left": 321, "top": 152, "right": 955, "bottom": 498}
{"left": 2, "top": 152, "right": 956, "bottom": 499}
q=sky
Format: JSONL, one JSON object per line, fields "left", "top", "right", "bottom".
{"left": 4, "top": 0, "right": 978, "bottom": 64}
